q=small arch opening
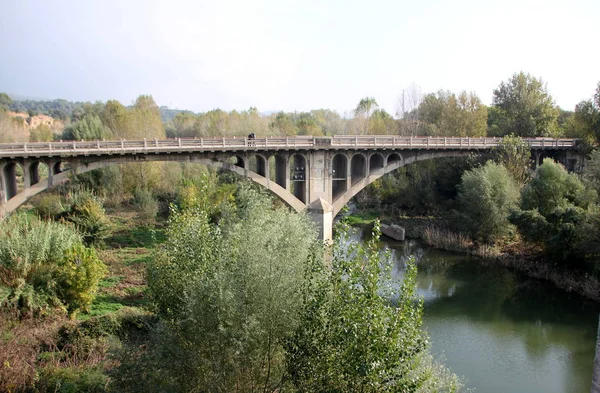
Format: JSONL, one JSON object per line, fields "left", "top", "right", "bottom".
{"left": 290, "top": 154, "right": 307, "bottom": 203}
{"left": 387, "top": 153, "right": 401, "bottom": 166}
{"left": 249, "top": 155, "right": 267, "bottom": 177}
{"left": 369, "top": 153, "right": 384, "bottom": 174}
{"left": 275, "top": 155, "right": 288, "bottom": 189}
{"left": 332, "top": 154, "right": 348, "bottom": 200}
{"left": 351, "top": 154, "right": 367, "bottom": 185}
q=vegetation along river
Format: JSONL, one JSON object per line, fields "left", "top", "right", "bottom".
{"left": 345, "top": 227, "right": 600, "bottom": 393}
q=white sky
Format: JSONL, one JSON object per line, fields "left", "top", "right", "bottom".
{"left": 0, "top": 0, "right": 598, "bottom": 116}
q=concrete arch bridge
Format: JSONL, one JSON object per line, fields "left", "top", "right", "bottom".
{"left": 0, "top": 135, "right": 581, "bottom": 240}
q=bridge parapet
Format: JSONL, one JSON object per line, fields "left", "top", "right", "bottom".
{"left": 0, "top": 136, "right": 579, "bottom": 159}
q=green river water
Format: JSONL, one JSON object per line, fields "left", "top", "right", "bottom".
{"left": 347, "top": 227, "right": 600, "bottom": 393}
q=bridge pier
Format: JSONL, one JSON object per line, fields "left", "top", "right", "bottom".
{"left": 307, "top": 198, "right": 333, "bottom": 243}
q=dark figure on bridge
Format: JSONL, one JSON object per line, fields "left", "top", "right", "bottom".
{"left": 248, "top": 133, "right": 255, "bottom": 146}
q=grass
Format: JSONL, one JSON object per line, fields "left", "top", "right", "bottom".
{"left": 344, "top": 210, "right": 381, "bottom": 226}
{"left": 78, "top": 211, "right": 165, "bottom": 320}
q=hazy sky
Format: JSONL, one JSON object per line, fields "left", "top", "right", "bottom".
{"left": 1, "top": 0, "right": 598, "bottom": 115}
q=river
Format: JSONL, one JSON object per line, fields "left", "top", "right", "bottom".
{"left": 345, "top": 226, "right": 600, "bottom": 393}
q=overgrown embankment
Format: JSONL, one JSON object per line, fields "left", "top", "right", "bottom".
{"left": 346, "top": 211, "right": 600, "bottom": 303}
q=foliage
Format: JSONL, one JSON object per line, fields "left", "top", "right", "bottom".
{"left": 286, "top": 222, "right": 462, "bottom": 392}
{"left": 355, "top": 97, "right": 379, "bottom": 134}
{"left": 0, "top": 214, "right": 106, "bottom": 316}
{"left": 62, "top": 114, "right": 111, "bottom": 141}
{"left": 583, "top": 149, "right": 600, "bottom": 195}
{"left": 55, "top": 245, "right": 107, "bottom": 316}
{"left": 132, "top": 187, "right": 159, "bottom": 220}
{"left": 33, "top": 193, "right": 66, "bottom": 219}
{"left": 138, "top": 183, "right": 318, "bottom": 392}
{"left": 36, "top": 366, "right": 109, "bottom": 393}
{"left": 456, "top": 161, "right": 520, "bottom": 243}
{"left": 492, "top": 134, "right": 532, "bottom": 185}
{"left": 510, "top": 158, "right": 598, "bottom": 261}
{"left": 565, "top": 82, "right": 600, "bottom": 145}
{"left": 29, "top": 123, "right": 54, "bottom": 142}
{"left": 418, "top": 90, "right": 488, "bottom": 136}
{"left": 63, "top": 189, "right": 112, "bottom": 246}
{"left": 0, "top": 92, "right": 12, "bottom": 111}
{"left": 492, "top": 71, "right": 559, "bottom": 137}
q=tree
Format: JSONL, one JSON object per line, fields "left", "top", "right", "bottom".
{"left": 418, "top": 91, "right": 487, "bottom": 137}
{"left": 564, "top": 82, "right": 600, "bottom": 145}
{"left": 140, "top": 184, "right": 319, "bottom": 392}
{"left": 269, "top": 111, "right": 298, "bottom": 136}
{"left": 0, "top": 93, "right": 12, "bottom": 111}
{"left": 286, "top": 222, "right": 462, "bottom": 392}
{"left": 492, "top": 135, "right": 531, "bottom": 185}
{"left": 492, "top": 72, "right": 559, "bottom": 137}
{"left": 29, "top": 123, "right": 54, "bottom": 142}
{"left": 456, "top": 161, "right": 520, "bottom": 243}
{"left": 396, "top": 83, "right": 423, "bottom": 136}
{"left": 510, "top": 158, "right": 597, "bottom": 261}
{"left": 354, "top": 97, "right": 379, "bottom": 134}
{"left": 62, "top": 114, "right": 111, "bottom": 140}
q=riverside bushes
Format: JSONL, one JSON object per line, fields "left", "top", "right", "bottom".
{"left": 0, "top": 214, "right": 106, "bottom": 317}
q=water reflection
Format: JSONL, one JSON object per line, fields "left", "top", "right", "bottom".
{"left": 342, "top": 227, "right": 600, "bottom": 393}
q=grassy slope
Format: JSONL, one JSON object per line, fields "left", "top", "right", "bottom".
{"left": 0, "top": 210, "right": 164, "bottom": 392}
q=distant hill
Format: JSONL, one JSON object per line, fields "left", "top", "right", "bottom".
{"left": 159, "top": 106, "right": 195, "bottom": 122}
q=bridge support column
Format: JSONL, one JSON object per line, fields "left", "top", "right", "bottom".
{"left": 593, "top": 315, "right": 600, "bottom": 393}
{"left": 307, "top": 198, "right": 333, "bottom": 242}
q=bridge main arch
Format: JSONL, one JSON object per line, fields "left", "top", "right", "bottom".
{"left": 0, "top": 155, "right": 307, "bottom": 219}
{"left": 331, "top": 150, "right": 472, "bottom": 216}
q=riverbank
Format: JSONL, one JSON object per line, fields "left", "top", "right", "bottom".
{"left": 346, "top": 210, "right": 600, "bottom": 303}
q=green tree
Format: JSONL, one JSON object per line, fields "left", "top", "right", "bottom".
{"left": 354, "top": 97, "right": 379, "bottom": 134}
{"left": 0, "top": 214, "right": 106, "bottom": 317}
{"left": 418, "top": 90, "right": 487, "bottom": 136}
{"left": 492, "top": 72, "right": 559, "bottom": 137}
{"left": 456, "top": 161, "right": 520, "bottom": 243}
{"left": 141, "top": 184, "right": 319, "bottom": 392}
{"left": 492, "top": 135, "right": 532, "bottom": 185}
{"left": 0, "top": 93, "right": 12, "bottom": 111}
{"left": 286, "top": 222, "right": 462, "bottom": 392}
{"left": 583, "top": 149, "right": 600, "bottom": 195}
{"left": 269, "top": 111, "right": 298, "bottom": 136}
{"left": 62, "top": 114, "right": 111, "bottom": 140}
{"left": 510, "top": 158, "right": 597, "bottom": 261}
{"left": 564, "top": 82, "right": 600, "bottom": 145}
{"left": 29, "top": 123, "right": 54, "bottom": 142}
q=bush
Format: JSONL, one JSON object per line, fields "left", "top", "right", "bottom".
{"left": 63, "top": 189, "right": 112, "bottom": 246}
{"left": 0, "top": 214, "right": 106, "bottom": 316}
{"left": 132, "top": 187, "right": 158, "bottom": 221}
{"left": 36, "top": 366, "right": 109, "bottom": 393}
{"left": 55, "top": 245, "right": 107, "bottom": 316}
{"left": 456, "top": 161, "right": 520, "bottom": 244}
{"left": 511, "top": 158, "right": 598, "bottom": 262}
{"left": 286, "top": 222, "right": 462, "bottom": 392}
{"left": 32, "top": 193, "right": 66, "bottom": 219}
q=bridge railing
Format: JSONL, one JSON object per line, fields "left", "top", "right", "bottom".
{"left": 0, "top": 136, "right": 578, "bottom": 157}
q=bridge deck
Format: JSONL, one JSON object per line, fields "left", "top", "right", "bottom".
{"left": 0, "top": 136, "right": 577, "bottom": 159}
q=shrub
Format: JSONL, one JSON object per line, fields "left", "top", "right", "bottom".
{"left": 456, "top": 161, "right": 520, "bottom": 244}
{"left": 132, "top": 187, "right": 158, "bottom": 221}
{"left": 32, "top": 193, "right": 66, "bottom": 219}
{"left": 55, "top": 245, "right": 107, "bottom": 316}
{"left": 36, "top": 366, "right": 109, "bottom": 393}
{"left": 286, "top": 222, "right": 462, "bottom": 392}
{"left": 63, "top": 189, "right": 112, "bottom": 246}
{"left": 0, "top": 214, "right": 106, "bottom": 316}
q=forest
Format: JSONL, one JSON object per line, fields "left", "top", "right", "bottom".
{"left": 0, "top": 71, "right": 599, "bottom": 392}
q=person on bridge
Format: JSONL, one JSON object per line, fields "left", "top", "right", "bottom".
{"left": 248, "top": 133, "right": 255, "bottom": 146}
